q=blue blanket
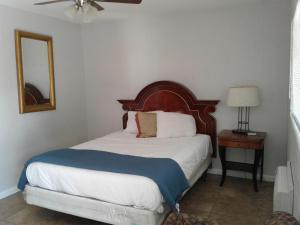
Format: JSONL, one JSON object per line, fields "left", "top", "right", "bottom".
{"left": 18, "top": 149, "right": 189, "bottom": 211}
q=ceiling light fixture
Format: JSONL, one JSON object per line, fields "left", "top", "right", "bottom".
{"left": 34, "top": 0, "right": 142, "bottom": 24}
{"left": 64, "top": 1, "right": 98, "bottom": 23}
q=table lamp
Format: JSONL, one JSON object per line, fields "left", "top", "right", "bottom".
{"left": 227, "top": 86, "right": 260, "bottom": 135}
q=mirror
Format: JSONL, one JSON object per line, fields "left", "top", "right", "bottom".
{"left": 15, "top": 30, "right": 56, "bottom": 113}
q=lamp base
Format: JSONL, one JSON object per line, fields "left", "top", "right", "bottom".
{"left": 232, "top": 129, "right": 249, "bottom": 135}
{"left": 233, "top": 106, "right": 251, "bottom": 135}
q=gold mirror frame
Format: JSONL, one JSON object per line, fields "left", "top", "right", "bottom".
{"left": 15, "top": 30, "right": 56, "bottom": 114}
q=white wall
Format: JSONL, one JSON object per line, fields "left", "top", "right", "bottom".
{"left": 0, "top": 6, "right": 87, "bottom": 197}
{"left": 82, "top": 0, "right": 291, "bottom": 179}
{"left": 287, "top": 0, "right": 300, "bottom": 220}
{"left": 287, "top": 119, "right": 300, "bottom": 220}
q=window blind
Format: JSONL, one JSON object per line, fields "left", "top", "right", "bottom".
{"left": 292, "top": 1, "right": 300, "bottom": 127}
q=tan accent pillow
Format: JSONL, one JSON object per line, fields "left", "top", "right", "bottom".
{"left": 136, "top": 112, "right": 157, "bottom": 138}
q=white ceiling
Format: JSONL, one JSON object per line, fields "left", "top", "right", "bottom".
{"left": 0, "top": 0, "right": 262, "bottom": 23}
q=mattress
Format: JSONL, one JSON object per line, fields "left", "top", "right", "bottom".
{"left": 26, "top": 131, "right": 212, "bottom": 212}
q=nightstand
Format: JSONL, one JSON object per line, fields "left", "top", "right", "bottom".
{"left": 218, "top": 129, "right": 266, "bottom": 192}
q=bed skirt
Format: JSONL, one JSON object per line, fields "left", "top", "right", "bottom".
{"left": 23, "top": 156, "right": 211, "bottom": 225}
{"left": 25, "top": 185, "right": 168, "bottom": 225}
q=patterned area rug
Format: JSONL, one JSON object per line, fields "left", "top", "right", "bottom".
{"left": 264, "top": 212, "right": 299, "bottom": 225}
{"left": 164, "top": 213, "right": 224, "bottom": 225}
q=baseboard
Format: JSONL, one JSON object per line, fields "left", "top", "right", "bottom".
{"left": 208, "top": 168, "right": 275, "bottom": 182}
{"left": 0, "top": 186, "right": 19, "bottom": 199}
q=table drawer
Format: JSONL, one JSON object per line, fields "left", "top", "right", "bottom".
{"left": 219, "top": 140, "right": 262, "bottom": 149}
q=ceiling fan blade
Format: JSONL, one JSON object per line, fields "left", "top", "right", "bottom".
{"left": 89, "top": 1, "right": 104, "bottom": 11}
{"left": 34, "top": 0, "right": 73, "bottom": 5}
{"left": 94, "top": 0, "right": 142, "bottom": 4}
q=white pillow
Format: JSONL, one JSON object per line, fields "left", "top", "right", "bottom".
{"left": 156, "top": 112, "right": 196, "bottom": 138}
{"left": 124, "top": 111, "right": 139, "bottom": 134}
{"left": 124, "top": 111, "right": 162, "bottom": 134}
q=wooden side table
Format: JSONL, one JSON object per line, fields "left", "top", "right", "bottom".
{"left": 218, "top": 130, "right": 266, "bottom": 192}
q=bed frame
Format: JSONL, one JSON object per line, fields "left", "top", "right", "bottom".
{"left": 24, "top": 80, "right": 219, "bottom": 225}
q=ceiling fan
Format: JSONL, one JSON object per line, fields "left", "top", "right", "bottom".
{"left": 34, "top": 0, "right": 143, "bottom": 22}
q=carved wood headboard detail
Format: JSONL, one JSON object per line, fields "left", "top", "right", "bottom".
{"left": 25, "top": 83, "right": 50, "bottom": 106}
{"left": 118, "top": 81, "right": 219, "bottom": 157}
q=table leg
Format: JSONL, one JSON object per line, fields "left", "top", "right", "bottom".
{"left": 201, "top": 169, "right": 208, "bottom": 182}
{"left": 219, "top": 146, "right": 226, "bottom": 186}
{"left": 253, "top": 150, "right": 262, "bottom": 192}
{"left": 260, "top": 147, "right": 264, "bottom": 183}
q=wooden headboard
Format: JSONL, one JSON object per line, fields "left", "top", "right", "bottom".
{"left": 25, "top": 83, "right": 50, "bottom": 105}
{"left": 118, "top": 81, "right": 219, "bottom": 157}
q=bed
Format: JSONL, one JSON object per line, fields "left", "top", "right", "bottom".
{"left": 22, "top": 81, "right": 219, "bottom": 225}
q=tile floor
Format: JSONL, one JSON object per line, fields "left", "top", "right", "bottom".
{"left": 0, "top": 175, "right": 273, "bottom": 225}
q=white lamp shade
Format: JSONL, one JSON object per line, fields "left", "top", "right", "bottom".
{"left": 227, "top": 86, "right": 260, "bottom": 107}
{"left": 64, "top": 5, "right": 78, "bottom": 19}
{"left": 82, "top": 4, "right": 98, "bottom": 23}
{"left": 64, "top": 3, "right": 98, "bottom": 23}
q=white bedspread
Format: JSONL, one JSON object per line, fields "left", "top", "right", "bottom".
{"left": 26, "top": 131, "right": 212, "bottom": 212}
